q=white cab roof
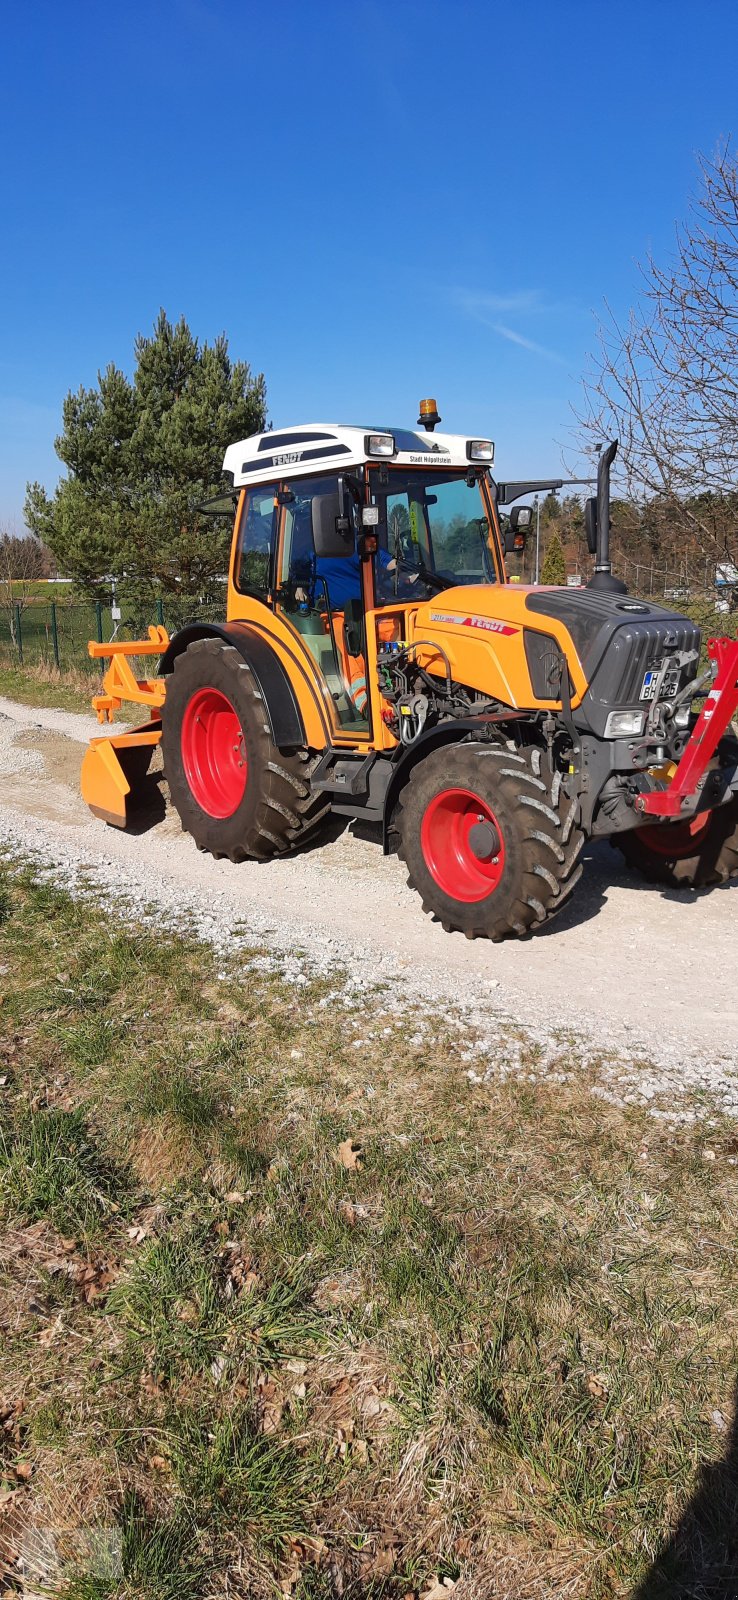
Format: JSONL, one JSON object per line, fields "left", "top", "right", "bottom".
{"left": 222, "top": 423, "right": 493, "bottom": 488}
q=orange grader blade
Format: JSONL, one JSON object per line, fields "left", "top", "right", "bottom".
{"left": 81, "top": 724, "right": 162, "bottom": 828}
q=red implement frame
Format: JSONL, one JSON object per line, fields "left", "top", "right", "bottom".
{"left": 637, "top": 636, "right": 738, "bottom": 818}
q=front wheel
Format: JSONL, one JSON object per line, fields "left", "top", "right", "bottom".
{"left": 397, "top": 743, "right": 585, "bottom": 940}
{"left": 614, "top": 796, "right": 738, "bottom": 888}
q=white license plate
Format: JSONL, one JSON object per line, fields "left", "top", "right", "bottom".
{"left": 640, "top": 666, "right": 679, "bottom": 701}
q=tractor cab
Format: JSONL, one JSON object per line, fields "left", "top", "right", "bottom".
{"left": 222, "top": 418, "right": 504, "bottom": 741}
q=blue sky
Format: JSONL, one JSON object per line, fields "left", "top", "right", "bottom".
{"left": 1, "top": 0, "right": 737, "bottom": 526}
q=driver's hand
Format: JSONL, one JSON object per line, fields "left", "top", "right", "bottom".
{"left": 386, "top": 559, "right": 419, "bottom": 584}
{"left": 295, "top": 587, "right": 309, "bottom": 604}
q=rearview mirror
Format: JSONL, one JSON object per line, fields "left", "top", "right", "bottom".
{"left": 504, "top": 504, "right": 533, "bottom": 555}
{"left": 312, "top": 492, "right": 354, "bottom": 558}
{"left": 584, "top": 497, "right": 598, "bottom": 556}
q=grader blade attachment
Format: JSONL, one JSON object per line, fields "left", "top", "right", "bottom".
{"left": 81, "top": 723, "right": 162, "bottom": 827}
{"left": 82, "top": 627, "right": 169, "bottom": 826}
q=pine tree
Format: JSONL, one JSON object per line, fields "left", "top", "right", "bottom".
{"left": 540, "top": 528, "right": 567, "bottom": 586}
{"left": 25, "top": 312, "right": 266, "bottom": 604}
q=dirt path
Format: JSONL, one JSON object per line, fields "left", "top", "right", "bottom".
{"left": 1, "top": 694, "right": 737, "bottom": 1106}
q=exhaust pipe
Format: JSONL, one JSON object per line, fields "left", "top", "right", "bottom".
{"left": 587, "top": 439, "right": 627, "bottom": 594}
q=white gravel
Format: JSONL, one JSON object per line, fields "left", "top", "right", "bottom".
{"left": 1, "top": 694, "right": 737, "bottom": 1119}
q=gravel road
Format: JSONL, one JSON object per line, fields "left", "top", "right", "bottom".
{"left": 1, "top": 694, "right": 737, "bottom": 1115}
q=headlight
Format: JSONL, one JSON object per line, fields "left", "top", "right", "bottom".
{"left": 365, "top": 432, "right": 395, "bottom": 457}
{"left": 605, "top": 709, "right": 646, "bottom": 738}
{"left": 467, "top": 439, "right": 495, "bottom": 462}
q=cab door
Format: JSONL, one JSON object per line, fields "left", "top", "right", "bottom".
{"left": 274, "top": 473, "right": 371, "bottom": 738}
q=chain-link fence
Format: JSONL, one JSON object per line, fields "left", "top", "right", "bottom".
{"left": 0, "top": 598, "right": 227, "bottom": 672}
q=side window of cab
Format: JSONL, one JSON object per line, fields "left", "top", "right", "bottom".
{"left": 234, "top": 483, "right": 278, "bottom": 596}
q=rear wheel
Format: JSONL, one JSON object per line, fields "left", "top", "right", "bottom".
{"left": 162, "top": 638, "right": 327, "bottom": 861}
{"left": 614, "top": 797, "right": 738, "bottom": 887}
{"left": 397, "top": 743, "right": 585, "bottom": 940}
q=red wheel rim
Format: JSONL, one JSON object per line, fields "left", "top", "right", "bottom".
{"left": 180, "top": 687, "right": 247, "bottom": 818}
{"left": 421, "top": 787, "right": 506, "bottom": 902}
{"left": 635, "top": 809, "right": 713, "bottom": 860}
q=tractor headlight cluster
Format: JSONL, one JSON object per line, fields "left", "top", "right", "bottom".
{"left": 365, "top": 433, "right": 396, "bottom": 457}
{"left": 604, "top": 709, "right": 647, "bottom": 738}
{"left": 466, "top": 439, "right": 495, "bottom": 463}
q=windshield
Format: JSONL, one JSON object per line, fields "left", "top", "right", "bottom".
{"left": 369, "top": 468, "right": 499, "bottom": 600}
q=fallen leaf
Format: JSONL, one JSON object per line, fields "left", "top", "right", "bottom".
{"left": 126, "top": 1224, "right": 149, "bottom": 1245}
{"left": 149, "top": 1454, "right": 171, "bottom": 1473}
{"left": 37, "top": 1313, "right": 64, "bottom": 1348}
{"left": 336, "top": 1138, "right": 363, "bottom": 1171}
{"left": 224, "top": 1190, "right": 245, "bottom": 1205}
{"left": 176, "top": 1300, "right": 199, "bottom": 1325}
{"left": 14, "top": 1462, "right": 32, "bottom": 1482}
{"left": 421, "top": 1581, "right": 457, "bottom": 1600}
{"left": 586, "top": 1374, "right": 608, "bottom": 1400}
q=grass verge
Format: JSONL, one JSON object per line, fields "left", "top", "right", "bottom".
{"left": 1, "top": 857, "right": 737, "bottom": 1599}
{"left": 0, "top": 662, "right": 102, "bottom": 716}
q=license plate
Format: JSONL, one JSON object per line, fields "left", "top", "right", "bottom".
{"left": 640, "top": 666, "right": 679, "bottom": 701}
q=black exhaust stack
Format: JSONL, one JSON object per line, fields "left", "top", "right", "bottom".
{"left": 587, "top": 439, "right": 627, "bottom": 594}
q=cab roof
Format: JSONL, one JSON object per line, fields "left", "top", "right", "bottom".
{"left": 222, "top": 424, "right": 494, "bottom": 488}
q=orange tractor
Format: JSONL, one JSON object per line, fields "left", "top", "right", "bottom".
{"left": 81, "top": 404, "right": 738, "bottom": 940}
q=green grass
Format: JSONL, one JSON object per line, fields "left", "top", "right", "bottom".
{"left": 0, "top": 660, "right": 102, "bottom": 713}
{"left": 0, "top": 1105, "right": 129, "bottom": 1237}
{"left": 1, "top": 855, "right": 738, "bottom": 1598}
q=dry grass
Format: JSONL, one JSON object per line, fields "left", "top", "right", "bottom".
{"left": 0, "top": 662, "right": 145, "bottom": 721}
{"left": 0, "top": 662, "right": 104, "bottom": 716}
{"left": 1, "top": 857, "right": 737, "bottom": 1599}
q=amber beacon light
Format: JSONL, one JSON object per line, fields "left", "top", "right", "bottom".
{"left": 417, "top": 397, "right": 441, "bottom": 431}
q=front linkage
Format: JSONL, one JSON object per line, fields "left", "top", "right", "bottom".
{"left": 636, "top": 636, "right": 738, "bottom": 823}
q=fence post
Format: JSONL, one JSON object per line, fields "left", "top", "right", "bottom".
{"left": 50, "top": 602, "right": 60, "bottom": 669}
{"left": 156, "top": 597, "right": 164, "bottom": 626}
{"left": 14, "top": 605, "right": 23, "bottom": 663}
{"left": 96, "top": 601, "right": 103, "bottom": 644}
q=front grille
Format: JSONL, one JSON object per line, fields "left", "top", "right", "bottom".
{"left": 590, "top": 620, "right": 701, "bottom": 708}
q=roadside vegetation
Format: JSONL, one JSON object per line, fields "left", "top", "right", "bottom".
{"left": 1, "top": 860, "right": 737, "bottom": 1598}
{"left": 0, "top": 663, "right": 104, "bottom": 716}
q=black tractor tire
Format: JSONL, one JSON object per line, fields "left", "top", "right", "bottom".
{"left": 161, "top": 638, "right": 328, "bottom": 862}
{"left": 397, "top": 742, "right": 585, "bottom": 941}
{"left": 614, "top": 795, "right": 738, "bottom": 888}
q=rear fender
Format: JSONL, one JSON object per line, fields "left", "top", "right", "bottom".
{"left": 381, "top": 713, "right": 520, "bottom": 852}
{"left": 159, "top": 622, "right": 305, "bottom": 748}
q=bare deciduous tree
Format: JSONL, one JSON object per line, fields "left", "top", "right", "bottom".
{"left": 579, "top": 144, "right": 738, "bottom": 578}
{"left": 0, "top": 528, "right": 49, "bottom": 646}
